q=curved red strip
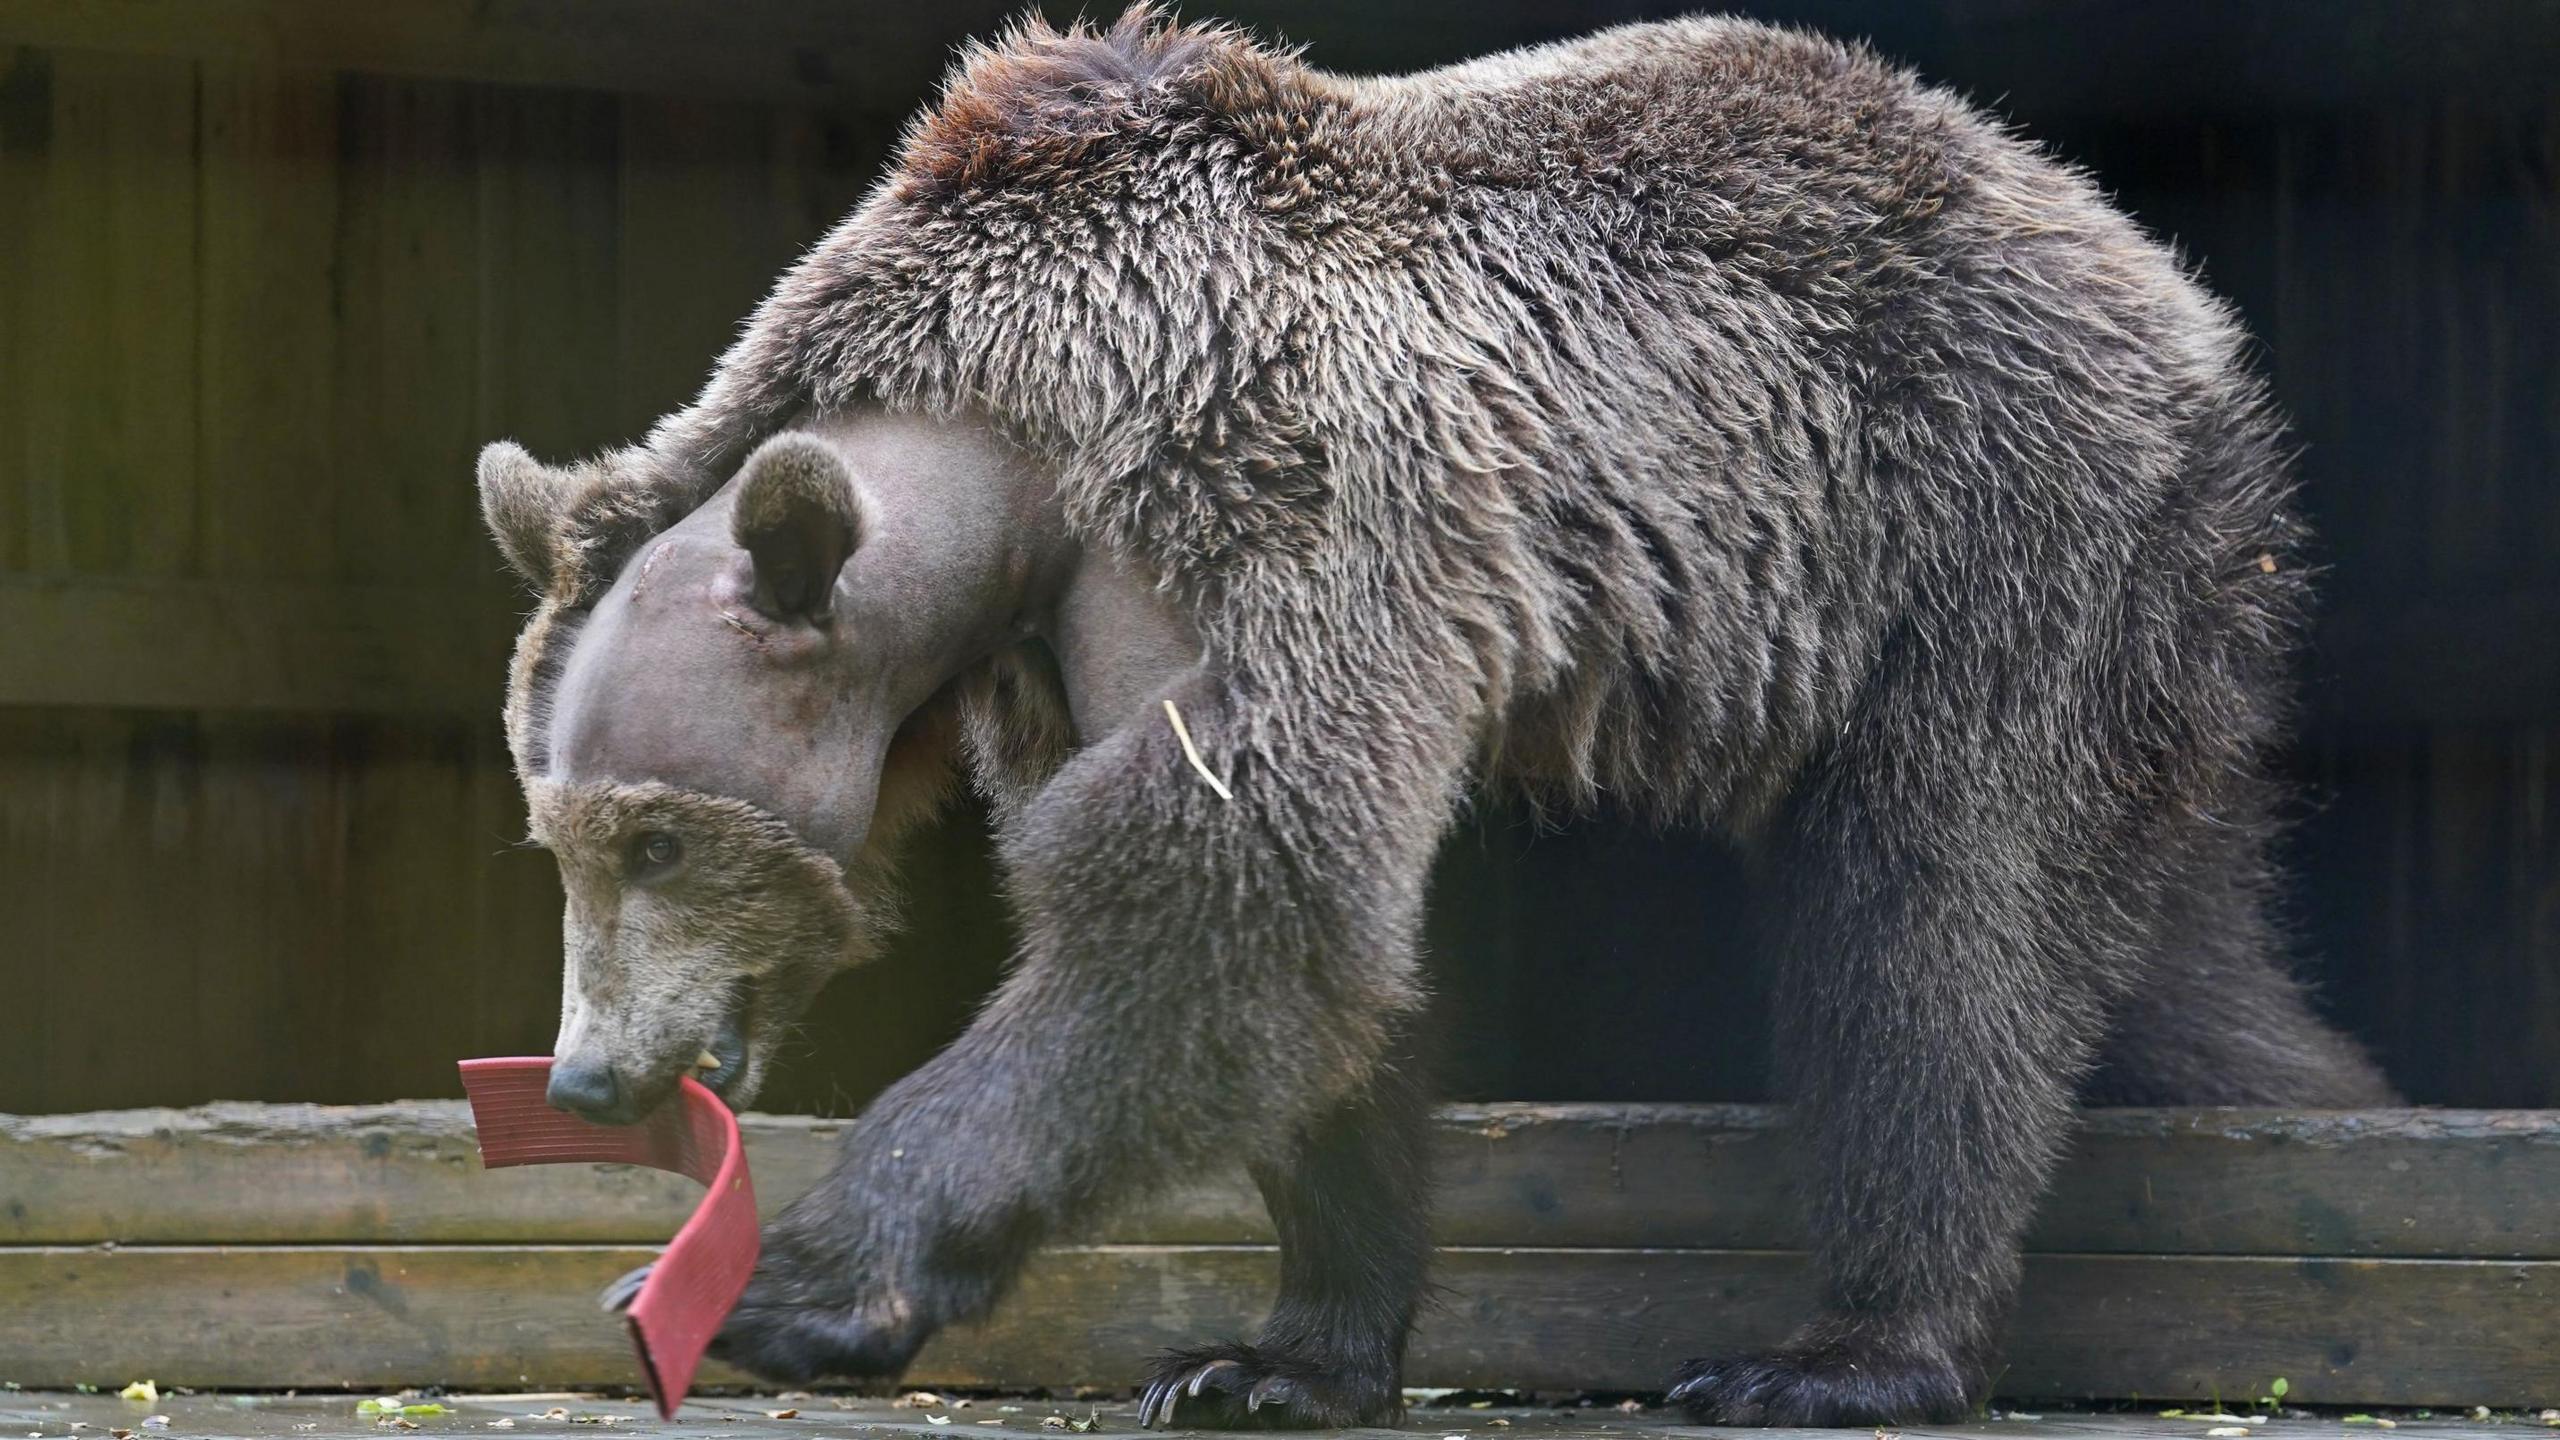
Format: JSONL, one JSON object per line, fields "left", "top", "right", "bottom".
{"left": 458, "top": 1057, "right": 760, "bottom": 1418}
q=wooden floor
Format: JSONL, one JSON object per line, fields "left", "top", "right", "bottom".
{"left": 2, "top": 1395, "right": 2549, "bottom": 1440}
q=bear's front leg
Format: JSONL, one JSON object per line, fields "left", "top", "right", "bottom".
{"left": 701, "top": 1122, "right": 1017, "bottom": 1383}
{"left": 1137, "top": 1017, "right": 1434, "bottom": 1429}
{"left": 676, "top": 667, "right": 1467, "bottom": 1397}
{"left": 601, "top": 1086, "right": 1034, "bottom": 1384}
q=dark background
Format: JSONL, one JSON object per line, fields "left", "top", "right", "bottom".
{"left": 0, "top": 1, "right": 2551, "bottom": 1114}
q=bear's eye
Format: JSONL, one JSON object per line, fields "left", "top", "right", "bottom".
{"left": 632, "top": 831, "right": 682, "bottom": 875}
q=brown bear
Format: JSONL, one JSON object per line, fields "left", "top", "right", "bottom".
{"left": 475, "top": 9, "right": 2395, "bottom": 1427}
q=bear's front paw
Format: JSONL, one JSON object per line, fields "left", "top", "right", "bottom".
{"left": 599, "top": 1263, "right": 653, "bottom": 1315}
{"left": 1668, "top": 1330, "right": 1972, "bottom": 1426}
{"left": 600, "top": 1261, "right": 922, "bottom": 1383}
{"left": 1136, "top": 1342, "right": 1400, "bottom": 1430}
{"left": 708, "top": 1291, "right": 932, "bottom": 1385}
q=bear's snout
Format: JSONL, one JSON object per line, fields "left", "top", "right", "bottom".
{"left": 546, "top": 1053, "right": 638, "bottom": 1125}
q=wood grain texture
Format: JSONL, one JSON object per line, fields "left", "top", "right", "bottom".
{"left": 195, "top": 61, "right": 341, "bottom": 586}
{"left": 0, "top": 1242, "right": 2550, "bottom": 1404}
{"left": 4, "top": 46, "right": 198, "bottom": 578}
{"left": 0, "top": 47, "right": 40, "bottom": 575}
{"left": 473, "top": 85, "right": 624, "bottom": 460}
{"left": 0, "top": 710, "right": 200, "bottom": 1115}
{"left": 0, "top": 575, "right": 514, "bottom": 713}
{"left": 2244, "top": 96, "right": 2560, "bottom": 1111}
{"left": 610, "top": 96, "right": 862, "bottom": 432}
{"left": 0, "top": 0, "right": 1006, "bottom": 111}
{"left": 5, "top": 1, "right": 2555, "bottom": 119}
{"left": 0, "top": 712, "right": 554, "bottom": 1113}
{"left": 329, "top": 73, "right": 483, "bottom": 589}
{"left": 9, "top": 1103, "right": 2560, "bottom": 1260}
{"left": 0, "top": 1395, "right": 2539, "bottom": 1440}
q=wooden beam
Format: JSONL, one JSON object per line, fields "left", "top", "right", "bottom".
{"left": 0, "top": 0, "right": 1007, "bottom": 109}
{"left": 2, "top": 1, "right": 2551, "bottom": 119}
{"left": 9, "top": 1102, "right": 2560, "bottom": 1258}
{"left": 2313, "top": 587, "right": 2560, "bottom": 732}
{"left": 0, "top": 1243, "right": 2552, "bottom": 1405}
{"left": 1813, "top": 0, "right": 2560, "bottom": 121}
{"left": 0, "top": 575, "right": 515, "bottom": 715}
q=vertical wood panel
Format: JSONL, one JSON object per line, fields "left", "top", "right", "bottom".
{"left": 330, "top": 75, "right": 483, "bottom": 586}
{"left": 305, "top": 77, "right": 500, "bottom": 1105}
{"left": 337, "top": 724, "right": 476, "bottom": 1099}
{"left": 196, "top": 64, "right": 341, "bottom": 583}
{"left": 185, "top": 68, "right": 356, "bottom": 1103}
{"left": 458, "top": 84, "right": 630, "bottom": 1078}
{"left": 7, "top": 48, "right": 198, "bottom": 577}
{"left": 2256, "top": 97, "right": 2560, "bottom": 1106}
{"left": 474, "top": 87, "right": 623, "bottom": 460}
{"left": 185, "top": 718, "right": 346, "bottom": 1103}
{"left": 0, "top": 712, "right": 553, "bottom": 1112}
{"left": 468, "top": 745, "right": 565, "bottom": 1071}
{"left": 0, "top": 711, "right": 67, "bottom": 1109}
{"left": 0, "top": 46, "right": 45, "bottom": 574}
{"left": 0, "top": 713, "right": 209, "bottom": 1110}
{"left": 613, "top": 97, "right": 877, "bottom": 432}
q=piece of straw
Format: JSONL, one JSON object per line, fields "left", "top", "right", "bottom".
{"left": 1162, "top": 699, "right": 1234, "bottom": 802}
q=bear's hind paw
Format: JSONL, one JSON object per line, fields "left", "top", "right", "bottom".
{"left": 1136, "top": 1342, "right": 1397, "bottom": 1430}
{"left": 1668, "top": 1338, "right": 1972, "bottom": 1427}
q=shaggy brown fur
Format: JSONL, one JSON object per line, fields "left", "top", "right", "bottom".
{"left": 479, "top": 8, "right": 2394, "bottom": 1426}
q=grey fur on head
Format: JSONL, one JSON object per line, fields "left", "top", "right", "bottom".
{"left": 479, "top": 7, "right": 2393, "bottom": 1426}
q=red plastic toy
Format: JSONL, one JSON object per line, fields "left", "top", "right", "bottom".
{"left": 458, "top": 1057, "right": 759, "bottom": 1418}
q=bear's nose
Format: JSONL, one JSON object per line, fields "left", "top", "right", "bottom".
{"left": 546, "top": 1055, "right": 626, "bottom": 1122}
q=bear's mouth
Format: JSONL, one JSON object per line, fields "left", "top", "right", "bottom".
{"left": 690, "top": 983, "right": 755, "bottom": 1105}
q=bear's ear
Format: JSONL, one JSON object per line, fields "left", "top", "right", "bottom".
{"left": 477, "top": 441, "right": 571, "bottom": 594}
{"left": 731, "top": 434, "right": 862, "bottom": 623}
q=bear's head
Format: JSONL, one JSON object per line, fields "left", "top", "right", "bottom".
{"left": 477, "top": 415, "right": 1059, "bottom": 1122}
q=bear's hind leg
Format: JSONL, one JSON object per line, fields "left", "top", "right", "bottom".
{"left": 1671, "top": 722, "right": 2119, "bottom": 1425}
{"left": 2085, "top": 841, "right": 2397, "bottom": 1107}
{"left": 1138, "top": 1023, "right": 1433, "bottom": 1430}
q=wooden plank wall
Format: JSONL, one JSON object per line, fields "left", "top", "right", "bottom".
{"left": 0, "top": 2, "right": 2555, "bottom": 1117}
{"left": 2029, "top": 95, "right": 2560, "bottom": 1108}
{"left": 0, "top": 37, "right": 940, "bottom": 1113}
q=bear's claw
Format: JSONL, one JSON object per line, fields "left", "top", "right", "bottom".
{"left": 1668, "top": 1338, "right": 1972, "bottom": 1427}
{"left": 1136, "top": 1343, "right": 1395, "bottom": 1430}
{"left": 598, "top": 1263, "right": 652, "bottom": 1314}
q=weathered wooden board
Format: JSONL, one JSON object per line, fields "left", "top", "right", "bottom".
{"left": 0, "top": 50, "right": 39, "bottom": 574}
{"left": 3, "top": 46, "right": 199, "bottom": 579}
{"left": 0, "top": 711, "right": 564, "bottom": 1115}
{"left": 4, "top": 0, "right": 2555, "bottom": 119}
{"left": 327, "top": 72, "right": 487, "bottom": 591}
{"left": 9, "top": 1103, "right": 2560, "bottom": 1260}
{"left": 473, "top": 84, "right": 626, "bottom": 458}
{"left": 609, "top": 96, "right": 885, "bottom": 430}
{"left": 5, "top": 1396, "right": 2528, "bottom": 1440}
{"left": 0, "top": 576, "right": 514, "bottom": 713}
{"left": 0, "top": 1243, "right": 2550, "bottom": 1405}
{"left": 0, "top": 0, "right": 1004, "bottom": 110}
{"left": 195, "top": 60, "right": 341, "bottom": 589}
